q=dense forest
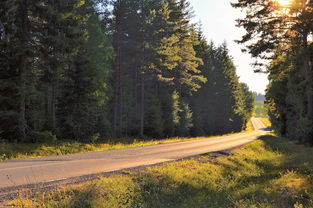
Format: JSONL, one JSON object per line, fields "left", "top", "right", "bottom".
{"left": 0, "top": 0, "right": 255, "bottom": 143}
{"left": 233, "top": 0, "right": 313, "bottom": 144}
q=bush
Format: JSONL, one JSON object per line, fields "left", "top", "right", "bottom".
{"left": 0, "top": 153, "right": 6, "bottom": 161}
{"left": 296, "top": 116, "right": 313, "bottom": 143}
{"left": 30, "top": 131, "right": 57, "bottom": 143}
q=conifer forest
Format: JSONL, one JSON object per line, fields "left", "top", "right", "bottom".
{"left": 0, "top": 0, "right": 312, "bottom": 145}
{"left": 233, "top": 0, "right": 313, "bottom": 144}
{"left": 1, "top": 1, "right": 313, "bottom": 207}
{"left": 0, "top": 0, "right": 256, "bottom": 143}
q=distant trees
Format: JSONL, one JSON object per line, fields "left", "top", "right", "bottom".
{"left": 253, "top": 93, "right": 267, "bottom": 118}
{"left": 0, "top": 0, "right": 255, "bottom": 143}
{"left": 190, "top": 36, "right": 253, "bottom": 136}
{"left": 232, "top": 0, "right": 313, "bottom": 143}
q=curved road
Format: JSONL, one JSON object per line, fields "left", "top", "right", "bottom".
{"left": 0, "top": 117, "right": 267, "bottom": 189}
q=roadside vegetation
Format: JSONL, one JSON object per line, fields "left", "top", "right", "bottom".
{"left": 254, "top": 100, "right": 268, "bottom": 118}
{"left": 0, "top": 137, "right": 208, "bottom": 162}
{"left": 11, "top": 134, "right": 313, "bottom": 208}
{"left": 0, "top": 118, "right": 255, "bottom": 162}
{"left": 245, "top": 120, "right": 254, "bottom": 132}
{"left": 0, "top": 124, "right": 255, "bottom": 162}
{"left": 259, "top": 118, "right": 272, "bottom": 129}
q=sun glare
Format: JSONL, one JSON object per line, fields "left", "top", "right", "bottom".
{"left": 277, "top": 0, "right": 291, "bottom": 6}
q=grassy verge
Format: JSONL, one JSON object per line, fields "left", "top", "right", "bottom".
{"left": 259, "top": 117, "right": 272, "bottom": 129}
{"left": 0, "top": 137, "right": 204, "bottom": 162}
{"left": 0, "top": 123, "right": 254, "bottom": 162}
{"left": 11, "top": 134, "right": 313, "bottom": 208}
{"left": 245, "top": 119, "right": 254, "bottom": 132}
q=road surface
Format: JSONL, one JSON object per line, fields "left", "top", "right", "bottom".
{"left": 0, "top": 118, "right": 267, "bottom": 189}
{"left": 251, "top": 117, "right": 267, "bottom": 130}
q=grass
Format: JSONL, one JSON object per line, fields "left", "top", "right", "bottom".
{"left": 259, "top": 117, "right": 272, "bottom": 129}
{"left": 10, "top": 134, "right": 313, "bottom": 208}
{"left": 246, "top": 119, "right": 255, "bottom": 132}
{"left": 0, "top": 122, "right": 254, "bottom": 162}
{"left": 0, "top": 137, "right": 202, "bottom": 162}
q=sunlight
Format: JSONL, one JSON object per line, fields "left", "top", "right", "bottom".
{"left": 277, "top": 0, "right": 291, "bottom": 6}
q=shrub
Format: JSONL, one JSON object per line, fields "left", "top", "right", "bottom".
{"left": 30, "top": 131, "right": 57, "bottom": 143}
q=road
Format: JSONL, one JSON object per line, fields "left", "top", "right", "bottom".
{"left": 0, "top": 118, "right": 267, "bottom": 189}
{"left": 251, "top": 117, "right": 267, "bottom": 130}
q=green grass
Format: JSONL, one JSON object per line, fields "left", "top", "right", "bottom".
{"left": 246, "top": 119, "right": 255, "bottom": 132}
{"left": 0, "top": 124, "right": 254, "bottom": 162}
{"left": 0, "top": 137, "right": 205, "bottom": 162}
{"left": 10, "top": 134, "right": 313, "bottom": 208}
{"left": 259, "top": 117, "right": 272, "bottom": 129}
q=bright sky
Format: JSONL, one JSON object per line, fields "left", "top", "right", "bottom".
{"left": 189, "top": 0, "right": 269, "bottom": 94}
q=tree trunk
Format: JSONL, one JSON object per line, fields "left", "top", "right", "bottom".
{"left": 113, "top": 65, "right": 119, "bottom": 136}
{"left": 135, "top": 67, "right": 139, "bottom": 132}
{"left": 18, "top": 0, "right": 28, "bottom": 141}
{"left": 19, "top": 56, "right": 27, "bottom": 141}
{"left": 113, "top": 15, "right": 122, "bottom": 137}
{"left": 139, "top": 0, "right": 145, "bottom": 137}
{"left": 44, "top": 82, "right": 57, "bottom": 132}
{"left": 51, "top": 81, "right": 57, "bottom": 132}
{"left": 301, "top": 33, "right": 313, "bottom": 143}
{"left": 303, "top": 34, "right": 313, "bottom": 120}
{"left": 305, "top": 55, "right": 313, "bottom": 120}
{"left": 44, "top": 85, "right": 50, "bottom": 129}
{"left": 140, "top": 74, "right": 145, "bottom": 136}
{"left": 119, "top": 71, "right": 123, "bottom": 136}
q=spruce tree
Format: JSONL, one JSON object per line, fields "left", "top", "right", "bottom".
{"left": 58, "top": 0, "right": 113, "bottom": 141}
{"left": 232, "top": 0, "right": 313, "bottom": 143}
{"left": 0, "top": 0, "right": 39, "bottom": 142}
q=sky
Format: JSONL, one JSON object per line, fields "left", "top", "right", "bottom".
{"left": 189, "top": 0, "right": 269, "bottom": 94}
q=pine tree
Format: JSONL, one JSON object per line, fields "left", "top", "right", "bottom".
{"left": 232, "top": 0, "right": 313, "bottom": 143}
{"left": 58, "top": 0, "right": 113, "bottom": 141}
{"left": 156, "top": 0, "right": 206, "bottom": 96}
{"left": 112, "top": 0, "right": 144, "bottom": 137}
{"left": 35, "top": 0, "right": 83, "bottom": 133}
{"left": 190, "top": 36, "right": 249, "bottom": 136}
{"left": 240, "top": 83, "right": 255, "bottom": 129}
{"left": 177, "top": 102, "right": 193, "bottom": 136}
{"left": 0, "top": 0, "right": 39, "bottom": 142}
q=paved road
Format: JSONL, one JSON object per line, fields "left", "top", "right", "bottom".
{"left": 0, "top": 118, "right": 267, "bottom": 189}
{"left": 251, "top": 117, "right": 267, "bottom": 130}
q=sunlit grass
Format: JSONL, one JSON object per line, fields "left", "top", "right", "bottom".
{"left": 10, "top": 135, "right": 313, "bottom": 208}
{"left": 277, "top": 0, "right": 291, "bottom": 6}
{"left": 259, "top": 117, "right": 272, "bottom": 129}
{"left": 0, "top": 138, "right": 205, "bottom": 162}
{"left": 0, "top": 122, "right": 254, "bottom": 162}
{"left": 245, "top": 119, "right": 254, "bottom": 132}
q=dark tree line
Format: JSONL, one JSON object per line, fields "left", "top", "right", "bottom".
{"left": 0, "top": 0, "right": 254, "bottom": 143}
{"left": 232, "top": 0, "right": 313, "bottom": 144}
